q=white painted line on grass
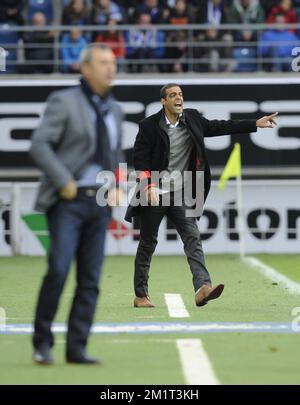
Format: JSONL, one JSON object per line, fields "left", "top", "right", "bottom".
{"left": 1, "top": 322, "right": 295, "bottom": 334}
{"left": 176, "top": 339, "right": 219, "bottom": 385}
{"left": 0, "top": 307, "right": 6, "bottom": 330}
{"left": 164, "top": 294, "right": 190, "bottom": 318}
{"left": 243, "top": 256, "right": 300, "bottom": 295}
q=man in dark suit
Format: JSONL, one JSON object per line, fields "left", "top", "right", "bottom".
{"left": 125, "top": 83, "right": 277, "bottom": 308}
{"left": 30, "top": 43, "right": 124, "bottom": 365}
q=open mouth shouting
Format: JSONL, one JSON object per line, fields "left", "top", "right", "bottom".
{"left": 174, "top": 101, "right": 183, "bottom": 111}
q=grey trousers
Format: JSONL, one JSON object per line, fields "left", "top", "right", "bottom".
{"left": 134, "top": 192, "right": 211, "bottom": 297}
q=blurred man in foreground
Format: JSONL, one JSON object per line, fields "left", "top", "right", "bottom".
{"left": 30, "top": 43, "right": 124, "bottom": 365}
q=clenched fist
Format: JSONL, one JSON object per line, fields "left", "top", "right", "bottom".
{"left": 147, "top": 187, "right": 160, "bottom": 206}
{"left": 59, "top": 180, "right": 78, "bottom": 200}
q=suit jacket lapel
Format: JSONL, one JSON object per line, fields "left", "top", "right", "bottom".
{"left": 156, "top": 109, "right": 169, "bottom": 148}
{"left": 78, "top": 88, "right": 96, "bottom": 152}
{"left": 111, "top": 103, "right": 122, "bottom": 150}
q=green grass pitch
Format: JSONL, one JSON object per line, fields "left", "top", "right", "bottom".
{"left": 0, "top": 254, "right": 300, "bottom": 385}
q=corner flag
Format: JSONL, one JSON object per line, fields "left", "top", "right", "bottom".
{"left": 218, "top": 143, "right": 241, "bottom": 191}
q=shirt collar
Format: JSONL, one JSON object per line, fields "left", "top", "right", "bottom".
{"left": 165, "top": 112, "right": 184, "bottom": 128}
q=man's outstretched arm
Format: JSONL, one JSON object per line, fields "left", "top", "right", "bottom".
{"left": 202, "top": 112, "right": 278, "bottom": 137}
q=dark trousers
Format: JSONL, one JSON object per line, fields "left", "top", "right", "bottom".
{"left": 33, "top": 194, "right": 110, "bottom": 357}
{"left": 134, "top": 192, "right": 211, "bottom": 297}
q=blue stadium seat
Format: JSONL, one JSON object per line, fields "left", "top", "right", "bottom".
{"left": 0, "top": 24, "right": 19, "bottom": 73}
{"left": 28, "top": 0, "right": 54, "bottom": 23}
{"left": 233, "top": 47, "right": 257, "bottom": 72}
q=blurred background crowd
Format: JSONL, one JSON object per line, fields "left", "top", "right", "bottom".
{"left": 1, "top": 0, "right": 300, "bottom": 74}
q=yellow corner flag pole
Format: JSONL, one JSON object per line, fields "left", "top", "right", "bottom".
{"left": 218, "top": 143, "right": 245, "bottom": 258}
{"left": 218, "top": 143, "right": 241, "bottom": 191}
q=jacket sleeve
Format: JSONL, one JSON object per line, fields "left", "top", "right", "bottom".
{"left": 114, "top": 108, "right": 127, "bottom": 185}
{"left": 200, "top": 116, "right": 257, "bottom": 138}
{"left": 29, "top": 92, "right": 73, "bottom": 190}
{"left": 133, "top": 122, "right": 156, "bottom": 188}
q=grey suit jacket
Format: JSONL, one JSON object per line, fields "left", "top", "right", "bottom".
{"left": 30, "top": 86, "right": 124, "bottom": 212}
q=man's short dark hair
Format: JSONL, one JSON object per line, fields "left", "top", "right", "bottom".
{"left": 160, "top": 83, "right": 181, "bottom": 99}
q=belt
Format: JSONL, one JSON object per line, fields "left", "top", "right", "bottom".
{"left": 77, "top": 187, "right": 100, "bottom": 197}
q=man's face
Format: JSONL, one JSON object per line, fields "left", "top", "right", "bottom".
{"left": 71, "top": 28, "right": 82, "bottom": 41}
{"left": 32, "top": 12, "right": 46, "bottom": 26}
{"left": 281, "top": 0, "right": 291, "bottom": 11}
{"left": 82, "top": 48, "right": 117, "bottom": 92}
{"left": 275, "top": 14, "right": 286, "bottom": 30}
{"left": 146, "top": 0, "right": 158, "bottom": 8}
{"left": 161, "top": 86, "right": 184, "bottom": 116}
{"left": 139, "top": 13, "right": 151, "bottom": 25}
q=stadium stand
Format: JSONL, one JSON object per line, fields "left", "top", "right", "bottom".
{"left": 0, "top": 0, "right": 300, "bottom": 73}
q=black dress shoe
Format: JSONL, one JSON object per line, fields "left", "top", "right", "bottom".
{"left": 66, "top": 355, "right": 102, "bottom": 365}
{"left": 33, "top": 347, "right": 54, "bottom": 365}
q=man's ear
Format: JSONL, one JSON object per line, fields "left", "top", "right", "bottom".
{"left": 161, "top": 97, "right": 165, "bottom": 106}
{"left": 81, "top": 62, "right": 89, "bottom": 78}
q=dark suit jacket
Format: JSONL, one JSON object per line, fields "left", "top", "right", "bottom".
{"left": 125, "top": 108, "right": 257, "bottom": 223}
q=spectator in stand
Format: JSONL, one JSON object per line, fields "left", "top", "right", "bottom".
{"left": 197, "top": 0, "right": 227, "bottom": 24}
{"left": 168, "top": 0, "right": 195, "bottom": 23}
{"left": 267, "top": 0, "right": 297, "bottom": 32}
{"left": 95, "top": 18, "right": 126, "bottom": 71}
{"left": 62, "top": 0, "right": 90, "bottom": 26}
{"left": 60, "top": 28, "right": 88, "bottom": 73}
{"left": 91, "top": 0, "right": 123, "bottom": 25}
{"left": 91, "top": 0, "right": 124, "bottom": 40}
{"left": 260, "top": 1, "right": 280, "bottom": 15}
{"left": 125, "top": 12, "right": 165, "bottom": 72}
{"left": 295, "top": 0, "right": 300, "bottom": 37}
{"left": 0, "top": 0, "right": 23, "bottom": 73}
{"left": 23, "top": 12, "right": 54, "bottom": 73}
{"left": 166, "top": 0, "right": 203, "bottom": 7}
{"left": 226, "top": 0, "right": 265, "bottom": 40}
{"left": 167, "top": 0, "right": 196, "bottom": 25}
{"left": 136, "top": 0, "right": 170, "bottom": 24}
{"left": 232, "top": 29, "right": 257, "bottom": 71}
{"left": 195, "top": 0, "right": 233, "bottom": 72}
{"left": 259, "top": 12, "right": 299, "bottom": 71}
{"left": 194, "top": 27, "right": 227, "bottom": 72}
{"left": 0, "top": 0, "right": 24, "bottom": 24}
{"left": 165, "top": 0, "right": 194, "bottom": 73}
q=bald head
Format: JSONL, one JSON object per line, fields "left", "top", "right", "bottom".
{"left": 32, "top": 12, "right": 46, "bottom": 26}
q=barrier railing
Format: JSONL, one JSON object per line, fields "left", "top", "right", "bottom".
{"left": 0, "top": 23, "right": 300, "bottom": 73}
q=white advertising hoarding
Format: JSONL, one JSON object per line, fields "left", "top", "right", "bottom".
{"left": 0, "top": 180, "right": 299, "bottom": 256}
